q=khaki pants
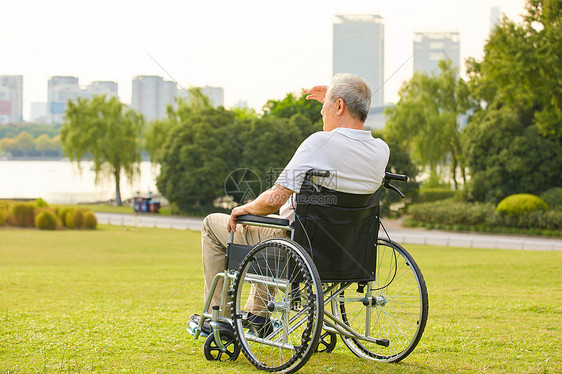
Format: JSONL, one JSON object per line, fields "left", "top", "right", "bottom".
{"left": 201, "top": 213, "right": 289, "bottom": 317}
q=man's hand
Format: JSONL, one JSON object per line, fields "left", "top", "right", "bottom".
{"left": 226, "top": 184, "right": 294, "bottom": 233}
{"left": 227, "top": 205, "right": 250, "bottom": 233}
{"left": 304, "top": 86, "right": 328, "bottom": 103}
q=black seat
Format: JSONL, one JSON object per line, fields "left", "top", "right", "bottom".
{"left": 292, "top": 184, "right": 381, "bottom": 282}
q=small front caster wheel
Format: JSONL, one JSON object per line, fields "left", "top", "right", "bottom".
{"left": 204, "top": 330, "right": 240, "bottom": 361}
{"left": 316, "top": 331, "right": 337, "bottom": 353}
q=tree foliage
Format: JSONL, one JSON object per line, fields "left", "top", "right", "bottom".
{"left": 0, "top": 123, "right": 61, "bottom": 139}
{"left": 156, "top": 100, "right": 243, "bottom": 210}
{"left": 464, "top": 0, "right": 562, "bottom": 202}
{"left": 145, "top": 88, "right": 214, "bottom": 165}
{"left": 463, "top": 107, "right": 562, "bottom": 202}
{"left": 153, "top": 92, "right": 323, "bottom": 211}
{"left": 263, "top": 91, "right": 323, "bottom": 125}
{"left": 60, "top": 95, "right": 144, "bottom": 206}
{"left": 384, "top": 59, "right": 470, "bottom": 189}
{"left": 14, "top": 131, "right": 35, "bottom": 157}
{"left": 373, "top": 130, "right": 420, "bottom": 211}
{"left": 466, "top": 0, "right": 561, "bottom": 139}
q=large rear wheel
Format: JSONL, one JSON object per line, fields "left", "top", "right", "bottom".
{"left": 333, "top": 238, "right": 428, "bottom": 362}
{"left": 232, "top": 238, "right": 324, "bottom": 373}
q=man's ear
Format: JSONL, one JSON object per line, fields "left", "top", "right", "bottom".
{"left": 335, "top": 98, "right": 345, "bottom": 115}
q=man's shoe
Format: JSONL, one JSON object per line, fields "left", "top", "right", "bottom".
{"left": 242, "top": 312, "right": 273, "bottom": 339}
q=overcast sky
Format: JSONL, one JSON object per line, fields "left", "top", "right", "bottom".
{"left": 2, "top": 0, "right": 526, "bottom": 120}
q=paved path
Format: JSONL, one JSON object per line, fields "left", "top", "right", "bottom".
{"left": 95, "top": 212, "right": 562, "bottom": 251}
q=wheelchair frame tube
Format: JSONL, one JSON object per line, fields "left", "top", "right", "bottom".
{"left": 243, "top": 273, "right": 289, "bottom": 291}
{"left": 244, "top": 333, "right": 296, "bottom": 351}
{"left": 365, "top": 282, "right": 373, "bottom": 337}
{"left": 195, "top": 271, "right": 236, "bottom": 339}
{"left": 323, "top": 309, "right": 384, "bottom": 345}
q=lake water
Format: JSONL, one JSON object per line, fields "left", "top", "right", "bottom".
{"left": 0, "top": 160, "right": 159, "bottom": 204}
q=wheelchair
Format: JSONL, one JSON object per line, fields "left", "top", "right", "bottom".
{"left": 189, "top": 170, "right": 429, "bottom": 373}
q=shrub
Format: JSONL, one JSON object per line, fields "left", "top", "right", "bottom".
{"left": 8, "top": 203, "right": 35, "bottom": 227}
{"left": 0, "top": 209, "right": 7, "bottom": 226}
{"left": 35, "top": 210, "right": 58, "bottom": 230}
{"left": 82, "top": 210, "right": 97, "bottom": 229}
{"left": 0, "top": 201, "right": 10, "bottom": 226}
{"left": 73, "top": 209, "right": 85, "bottom": 229}
{"left": 65, "top": 211, "right": 75, "bottom": 229}
{"left": 540, "top": 187, "right": 562, "bottom": 210}
{"left": 418, "top": 187, "right": 457, "bottom": 203}
{"left": 35, "top": 198, "right": 48, "bottom": 208}
{"left": 496, "top": 194, "right": 548, "bottom": 217}
{"left": 56, "top": 207, "right": 71, "bottom": 226}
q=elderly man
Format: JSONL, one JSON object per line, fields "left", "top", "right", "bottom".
{"left": 199, "top": 73, "right": 389, "bottom": 334}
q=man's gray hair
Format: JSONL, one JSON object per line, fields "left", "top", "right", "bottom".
{"left": 326, "top": 73, "right": 372, "bottom": 122}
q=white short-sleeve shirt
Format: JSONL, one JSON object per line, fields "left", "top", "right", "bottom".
{"left": 275, "top": 127, "right": 390, "bottom": 221}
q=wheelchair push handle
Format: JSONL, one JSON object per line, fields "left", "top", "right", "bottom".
{"left": 385, "top": 172, "right": 408, "bottom": 182}
{"left": 384, "top": 172, "right": 408, "bottom": 199}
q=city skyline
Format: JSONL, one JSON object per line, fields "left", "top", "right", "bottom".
{"left": 2, "top": 0, "right": 526, "bottom": 121}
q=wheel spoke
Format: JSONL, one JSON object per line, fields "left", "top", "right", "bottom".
{"left": 233, "top": 239, "right": 323, "bottom": 372}
{"left": 333, "top": 239, "right": 428, "bottom": 362}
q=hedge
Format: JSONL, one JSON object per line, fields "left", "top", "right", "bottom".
{"left": 0, "top": 200, "right": 96, "bottom": 230}
{"left": 7, "top": 203, "right": 35, "bottom": 227}
{"left": 541, "top": 187, "right": 562, "bottom": 210}
{"left": 407, "top": 199, "right": 561, "bottom": 232}
{"left": 418, "top": 187, "right": 457, "bottom": 203}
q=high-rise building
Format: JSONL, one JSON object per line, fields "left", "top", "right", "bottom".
{"left": 333, "top": 14, "right": 385, "bottom": 107}
{"left": 0, "top": 75, "right": 23, "bottom": 124}
{"left": 201, "top": 86, "right": 224, "bottom": 108}
{"left": 30, "top": 102, "right": 48, "bottom": 124}
{"left": 47, "top": 76, "right": 80, "bottom": 124}
{"left": 233, "top": 100, "right": 249, "bottom": 109}
{"left": 131, "top": 75, "right": 177, "bottom": 122}
{"left": 84, "top": 81, "right": 119, "bottom": 100}
{"left": 47, "top": 77, "right": 120, "bottom": 124}
{"left": 413, "top": 32, "right": 461, "bottom": 76}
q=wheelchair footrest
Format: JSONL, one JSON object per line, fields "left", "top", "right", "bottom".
{"left": 188, "top": 314, "right": 233, "bottom": 337}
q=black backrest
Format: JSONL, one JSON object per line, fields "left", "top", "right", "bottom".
{"left": 292, "top": 182, "right": 381, "bottom": 282}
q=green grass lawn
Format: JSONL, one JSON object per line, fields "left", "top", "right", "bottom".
{"left": 1, "top": 226, "right": 560, "bottom": 373}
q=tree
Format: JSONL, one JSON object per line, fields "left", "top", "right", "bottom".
{"left": 14, "top": 131, "right": 35, "bottom": 158}
{"left": 384, "top": 60, "right": 470, "bottom": 189}
{"left": 61, "top": 96, "right": 144, "bottom": 206}
{"left": 263, "top": 91, "right": 324, "bottom": 125}
{"left": 464, "top": 0, "right": 562, "bottom": 202}
{"left": 241, "top": 116, "right": 304, "bottom": 188}
{"left": 51, "top": 135, "right": 62, "bottom": 158}
{"left": 153, "top": 89, "right": 323, "bottom": 212}
{"left": 34, "top": 134, "right": 54, "bottom": 158}
{"left": 145, "top": 89, "right": 213, "bottom": 165}
{"left": 466, "top": 0, "right": 561, "bottom": 139}
{"left": 372, "top": 130, "right": 420, "bottom": 212}
{"left": 156, "top": 104, "right": 244, "bottom": 210}
{"left": 463, "top": 107, "right": 562, "bottom": 203}
{"left": 0, "top": 137, "right": 17, "bottom": 155}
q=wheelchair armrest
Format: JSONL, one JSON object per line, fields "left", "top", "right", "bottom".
{"left": 236, "top": 214, "right": 290, "bottom": 228}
